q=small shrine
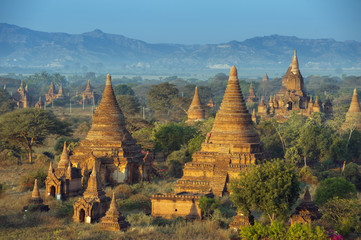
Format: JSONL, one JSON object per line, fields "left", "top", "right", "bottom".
{"left": 290, "top": 188, "right": 322, "bottom": 225}
{"left": 23, "top": 179, "right": 49, "bottom": 212}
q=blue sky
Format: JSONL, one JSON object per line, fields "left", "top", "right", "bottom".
{"left": 1, "top": 0, "right": 361, "bottom": 44}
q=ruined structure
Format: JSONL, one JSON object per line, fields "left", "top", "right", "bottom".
{"left": 77, "top": 80, "right": 97, "bottom": 105}
{"left": 344, "top": 88, "right": 361, "bottom": 130}
{"left": 229, "top": 211, "right": 254, "bottom": 230}
{"left": 23, "top": 179, "right": 49, "bottom": 212}
{"left": 262, "top": 72, "right": 269, "bottom": 82}
{"left": 73, "top": 164, "right": 111, "bottom": 223}
{"left": 45, "top": 142, "right": 82, "bottom": 200}
{"left": 99, "top": 193, "right": 130, "bottom": 231}
{"left": 187, "top": 86, "right": 205, "bottom": 123}
{"left": 151, "top": 66, "right": 264, "bottom": 219}
{"left": 70, "top": 74, "right": 144, "bottom": 185}
{"left": 246, "top": 82, "right": 258, "bottom": 103}
{"left": 12, "top": 81, "right": 31, "bottom": 108}
{"left": 290, "top": 188, "right": 321, "bottom": 225}
{"left": 34, "top": 96, "right": 43, "bottom": 109}
{"left": 45, "top": 81, "right": 67, "bottom": 105}
{"left": 256, "top": 50, "right": 331, "bottom": 120}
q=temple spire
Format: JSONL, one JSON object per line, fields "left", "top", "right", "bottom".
{"left": 32, "top": 179, "right": 41, "bottom": 200}
{"left": 348, "top": 88, "right": 361, "bottom": 113}
{"left": 187, "top": 86, "right": 205, "bottom": 122}
{"left": 83, "top": 162, "right": 105, "bottom": 199}
{"left": 106, "top": 74, "right": 112, "bottom": 86}
{"left": 291, "top": 50, "right": 299, "bottom": 74}
{"left": 58, "top": 142, "right": 70, "bottom": 169}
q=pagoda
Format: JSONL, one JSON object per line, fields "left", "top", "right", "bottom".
{"left": 73, "top": 164, "right": 111, "bottom": 223}
{"left": 99, "top": 192, "right": 130, "bottom": 231}
{"left": 12, "top": 81, "right": 31, "bottom": 108}
{"left": 290, "top": 188, "right": 321, "bottom": 225}
{"left": 344, "top": 88, "right": 361, "bottom": 130}
{"left": 70, "top": 74, "right": 144, "bottom": 184}
{"left": 187, "top": 86, "right": 205, "bottom": 123}
{"left": 34, "top": 97, "right": 43, "bottom": 109}
{"left": 246, "top": 82, "right": 258, "bottom": 103}
{"left": 23, "top": 179, "right": 49, "bottom": 212}
{"left": 78, "top": 80, "right": 96, "bottom": 104}
{"left": 262, "top": 72, "right": 269, "bottom": 82}
{"left": 257, "top": 97, "right": 267, "bottom": 115}
{"left": 151, "top": 66, "right": 264, "bottom": 219}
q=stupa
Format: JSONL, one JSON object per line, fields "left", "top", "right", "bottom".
{"left": 23, "top": 179, "right": 49, "bottom": 212}
{"left": 290, "top": 188, "right": 321, "bottom": 225}
{"left": 246, "top": 82, "right": 258, "bottom": 103}
{"left": 12, "top": 81, "right": 31, "bottom": 108}
{"left": 229, "top": 210, "right": 254, "bottom": 230}
{"left": 73, "top": 164, "right": 111, "bottom": 223}
{"left": 187, "top": 86, "right": 205, "bottom": 123}
{"left": 257, "top": 97, "right": 267, "bottom": 115}
{"left": 78, "top": 80, "right": 96, "bottom": 104}
{"left": 262, "top": 72, "right": 269, "bottom": 82}
{"left": 99, "top": 192, "right": 130, "bottom": 231}
{"left": 34, "top": 96, "right": 43, "bottom": 109}
{"left": 70, "top": 74, "right": 144, "bottom": 184}
{"left": 344, "top": 88, "right": 361, "bottom": 130}
{"left": 151, "top": 66, "right": 264, "bottom": 219}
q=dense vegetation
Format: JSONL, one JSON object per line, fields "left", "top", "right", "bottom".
{"left": 0, "top": 71, "right": 360, "bottom": 239}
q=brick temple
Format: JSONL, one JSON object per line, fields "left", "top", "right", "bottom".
{"left": 187, "top": 86, "right": 205, "bottom": 123}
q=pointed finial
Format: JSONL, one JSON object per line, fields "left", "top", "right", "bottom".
{"left": 91, "top": 162, "right": 97, "bottom": 176}
{"left": 32, "top": 179, "right": 40, "bottom": 199}
{"left": 303, "top": 187, "right": 311, "bottom": 202}
{"left": 106, "top": 74, "right": 112, "bottom": 86}
{"left": 291, "top": 49, "right": 299, "bottom": 74}
{"left": 230, "top": 65, "right": 237, "bottom": 76}
{"left": 354, "top": 88, "right": 357, "bottom": 95}
{"left": 48, "top": 161, "right": 54, "bottom": 173}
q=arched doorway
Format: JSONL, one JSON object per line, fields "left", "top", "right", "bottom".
{"left": 287, "top": 101, "right": 292, "bottom": 110}
{"left": 79, "top": 209, "right": 85, "bottom": 222}
{"left": 50, "top": 186, "right": 56, "bottom": 197}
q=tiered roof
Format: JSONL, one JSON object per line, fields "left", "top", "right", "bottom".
{"left": 99, "top": 193, "right": 130, "bottom": 231}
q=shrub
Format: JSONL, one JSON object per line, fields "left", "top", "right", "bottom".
{"left": 314, "top": 177, "right": 357, "bottom": 205}
{"left": 35, "top": 153, "right": 51, "bottom": 164}
{"left": 299, "top": 166, "right": 318, "bottom": 185}
{"left": 118, "top": 193, "right": 151, "bottom": 211}
{"left": 0, "top": 183, "right": 6, "bottom": 194}
{"left": 54, "top": 201, "right": 75, "bottom": 219}
{"left": 126, "top": 212, "right": 152, "bottom": 227}
{"left": 198, "top": 195, "right": 220, "bottom": 219}
{"left": 343, "top": 162, "right": 361, "bottom": 191}
{"left": 113, "top": 184, "right": 133, "bottom": 199}
{"left": 19, "top": 168, "right": 47, "bottom": 191}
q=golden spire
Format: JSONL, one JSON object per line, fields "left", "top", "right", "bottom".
{"left": 106, "top": 74, "right": 112, "bottom": 86}
{"left": 58, "top": 142, "right": 70, "bottom": 169}
{"left": 291, "top": 50, "right": 299, "bottom": 74}
{"left": 48, "top": 161, "right": 54, "bottom": 174}
{"left": 348, "top": 88, "right": 361, "bottom": 113}
{"left": 32, "top": 179, "right": 41, "bottom": 200}
{"left": 83, "top": 162, "right": 105, "bottom": 199}
{"left": 187, "top": 86, "right": 205, "bottom": 122}
{"left": 209, "top": 66, "right": 260, "bottom": 144}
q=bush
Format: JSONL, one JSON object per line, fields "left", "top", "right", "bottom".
{"left": 113, "top": 184, "right": 133, "bottom": 199}
{"left": 0, "top": 183, "right": 6, "bottom": 194}
{"left": 343, "top": 162, "right": 361, "bottom": 191}
{"left": 198, "top": 195, "right": 220, "bottom": 219}
{"left": 35, "top": 153, "right": 51, "bottom": 164}
{"left": 118, "top": 193, "right": 151, "bottom": 211}
{"left": 314, "top": 177, "right": 357, "bottom": 205}
{"left": 239, "top": 221, "right": 328, "bottom": 240}
{"left": 298, "top": 166, "right": 318, "bottom": 185}
{"left": 126, "top": 212, "right": 152, "bottom": 227}
{"left": 19, "top": 168, "right": 47, "bottom": 191}
{"left": 54, "top": 201, "right": 75, "bottom": 219}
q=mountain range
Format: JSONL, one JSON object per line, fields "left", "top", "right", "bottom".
{"left": 1, "top": 23, "right": 361, "bottom": 76}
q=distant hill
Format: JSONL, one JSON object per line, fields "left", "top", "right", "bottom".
{"left": 1, "top": 23, "right": 361, "bottom": 76}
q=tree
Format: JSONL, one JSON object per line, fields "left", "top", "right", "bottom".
{"left": 116, "top": 95, "right": 141, "bottom": 116}
{"left": 146, "top": 82, "right": 179, "bottom": 116}
{"left": 343, "top": 163, "right": 361, "bottom": 191}
{"left": 154, "top": 122, "right": 197, "bottom": 158}
{"left": 198, "top": 195, "right": 220, "bottom": 219}
{"left": 230, "top": 159, "right": 300, "bottom": 223}
{"left": 113, "top": 84, "right": 135, "bottom": 96}
{"left": 314, "top": 177, "right": 357, "bottom": 205}
{"left": 0, "top": 109, "right": 71, "bottom": 163}
{"left": 0, "top": 89, "right": 15, "bottom": 114}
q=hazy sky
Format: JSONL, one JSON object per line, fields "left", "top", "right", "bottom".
{"left": 1, "top": 0, "right": 360, "bottom": 44}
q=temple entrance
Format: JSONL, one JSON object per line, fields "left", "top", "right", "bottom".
{"left": 79, "top": 209, "right": 85, "bottom": 222}
{"left": 50, "top": 186, "right": 56, "bottom": 197}
{"left": 287, "top": 101, "right": 292, "bottom": 110}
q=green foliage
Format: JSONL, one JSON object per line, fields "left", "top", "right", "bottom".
{"left": 113, "top": 84, "right": 135, "bottom": 96}
{"left": 166, "top": 145, "right": 191, "bottom": 178}
{"left": 53, "top": 137, "right": 80, "bottom": 154}
{"left": 126, "top": 212, "right": 153, "bottom": 227}
{"left": 116, "top": 95, "right": 141, "bottom": 115}
{"left": 187, "top": 134, "right": 205, "bottom": 156}
{"left": 146, "top": 82, "right": 179, "bottom": 115}
{"left": 298, "top": 166, "right": 318, "bottom": 185}
{"left": 0, "top": 183, "right": 6, "bottom": 194}
{"left": 257, "top": 119, "right": 284, "bottom": 159}
{"left": 19, "top": 168, "right": 47, "bottom": 191}
{"left": 320, "top": 197, "right": 361, "bottom": 236}
{"left": 231, "top": 159, "right": 300, "bottom": 223}
{"left": 198, "top": 196, "right": 220, "bottom": 218}
{"left": 0, "top": 108, "right": 71, "bottom": 163}
{"left": 239, "top": 221, "right": 328, "bottom": 240}
{"left": 118, "top": 193, "right": 151, "bottom": 211}
{"left": 54, "top": 200, "right": 74, "bottom": 219}
{"left": 343, "top": 162, "right": 361, "bottom": 191}
{"left": 0, "top": 88, "right": 15, "bottom": 114}
{"left": 154, "top": 122, "right": 197, "bottom": 156}
{"left": 314, "top": 177, "right": 357, "bottom": 205}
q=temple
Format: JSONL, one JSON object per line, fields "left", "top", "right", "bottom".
{"left": 262, "top": 72, "right": 269, "bottom": 82}
{"left": 99, "top": 192, "right": 130, "bottom": 231}
{"left": 77, "top": 80, "right": 97, "bottom": 104}
{"left": 70, "top": 74, "right": 145, "bottom": 185}
{"left": 34, "top": 96, "right": 43, "bottom": 109}
{"left": 45, "top": 81, "right": 67, "bottom": 105}
{"left": 290, "top": 188, "right": 321, "bottom": 225}
{"left": 45, "top": 142, "right": 83, "bottom": 200}
{"left": 246, "top": 82, "right": 258, "bottom": 103}
{"left": 343, "top": 88, "right": 361, "bottom": 130}
{"left": 256, "top": 50, "right": 332, "bottom": 120}
{"left": 151, "top": 66, "right": 264, "bottom": 219}
{"left": 73, "top": 164, "right": 111, "bottom": 223}
{"left": 187, "top": 86, "right": 205, "bottom": 123}
{"left": 12, "top": 81, "right": 31, "bottom": 108}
